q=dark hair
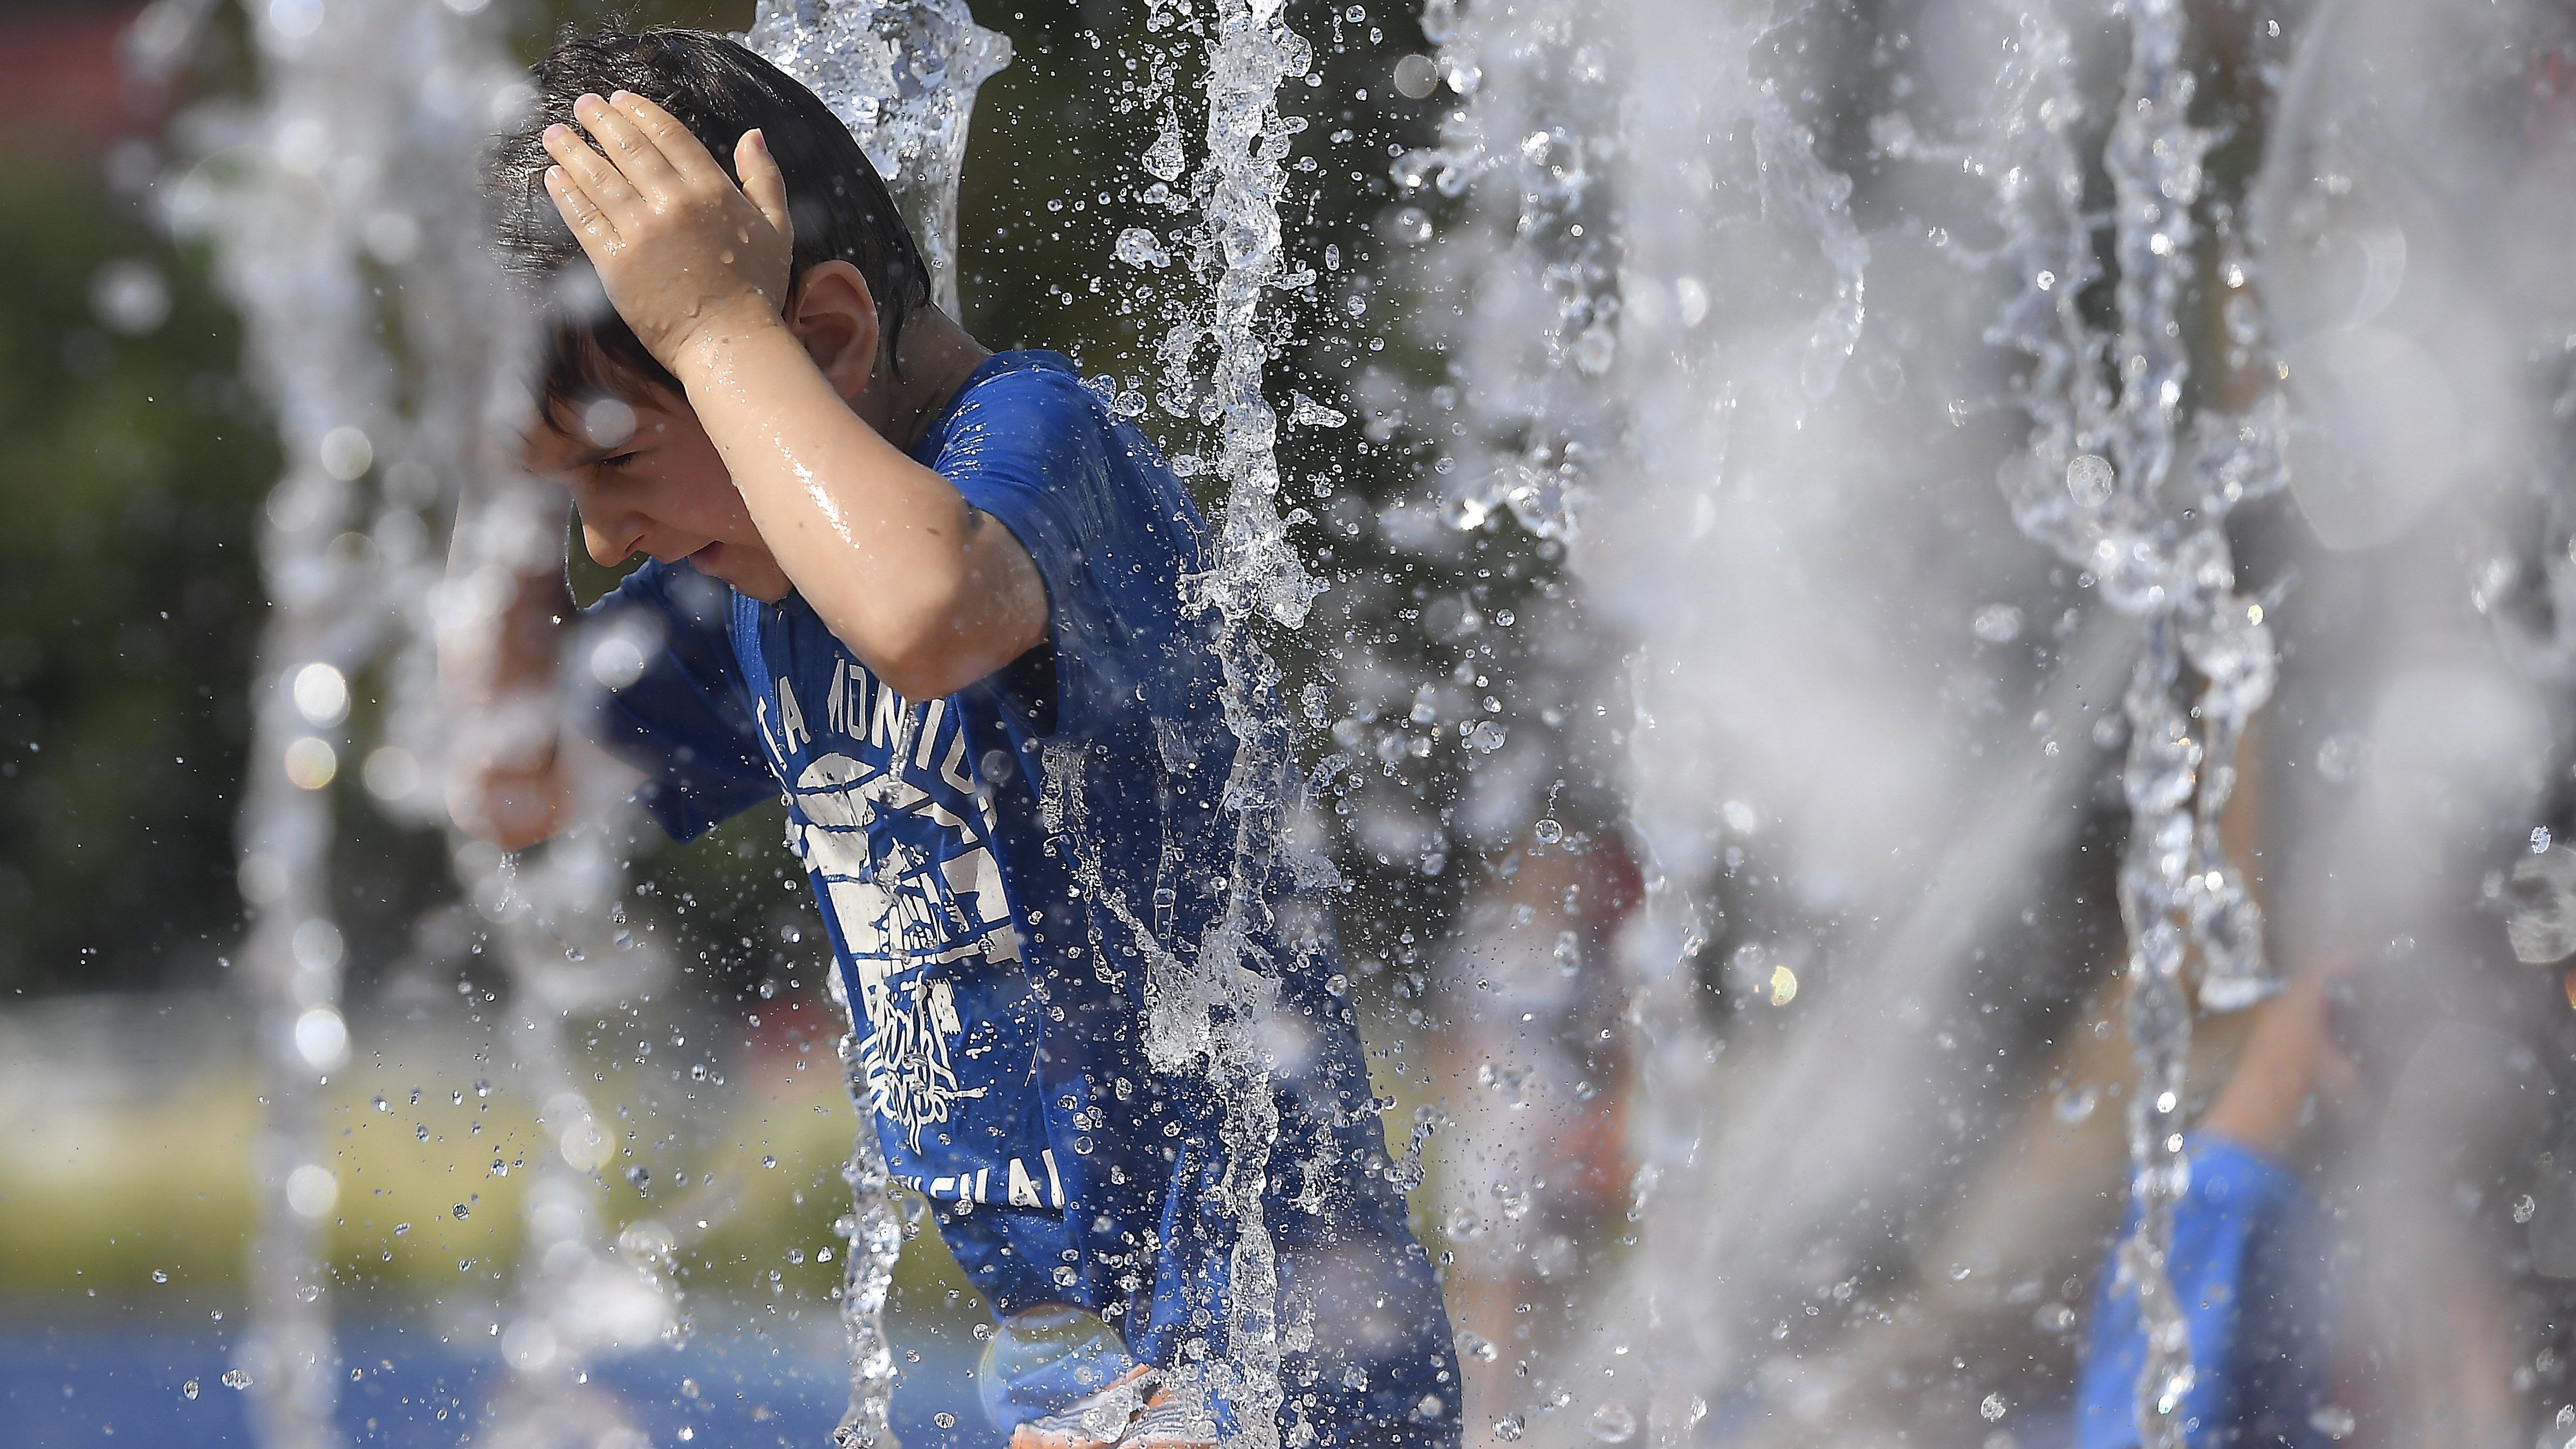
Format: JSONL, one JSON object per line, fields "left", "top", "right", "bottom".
{"left": 487, "top": 23, "right": 929, "bottom": 423}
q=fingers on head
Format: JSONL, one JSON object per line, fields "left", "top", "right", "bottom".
{"left": 573, "top": 92, "right": 680, "bottom": 189}
{"left": 542, "top": 122, "right": 634, "bottom": 207}
{"left": 735, "top": 130, "right": 794, "bottom": 237}
{"left": 613, "top": 91, "right": 721, "bottom": 181}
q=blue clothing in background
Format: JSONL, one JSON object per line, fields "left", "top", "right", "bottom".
{"left": 2075, "top": 1136, "right": 2337, "bottom": 1449}
{"left": 586, "top": 351, "right": 1458, "bottom": 1449}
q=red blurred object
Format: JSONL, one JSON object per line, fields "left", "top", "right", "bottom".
{"left": 0, "top": 3, "right": 159, "bottom": 146}
{"left": 2529, "top": 46, "right": 2576, "bottom": 150}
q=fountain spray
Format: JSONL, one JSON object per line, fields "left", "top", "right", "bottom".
{"left": 739, "top": 5, "right": 1011, "bottom": 1444}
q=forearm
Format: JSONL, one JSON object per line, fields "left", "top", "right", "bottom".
{"left": 675, "top": 311, "right": 1042, "bottom": 699}
{"left": 438, "top": 495, "right": 581, "bottom": 847}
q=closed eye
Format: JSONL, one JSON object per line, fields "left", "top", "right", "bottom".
{"left": 595, "top": 452, "right": 641, "bottom": 473}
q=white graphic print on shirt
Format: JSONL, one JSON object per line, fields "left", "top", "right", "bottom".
{"left": 778, "top": 658, "right": 1022, "bottom": 1153}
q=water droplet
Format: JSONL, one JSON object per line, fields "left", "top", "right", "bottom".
{"left": 181, "top": 1377, "right": 199, "bottom": 1399}
{"left": 150, "top": 1268, "right": 168, "bottom": 1283}
{"left": 1980, "top": 1393, "right": 2008, "bottom": 1422}
{"left": 2053, "top": 1085, "right": 2098, "bottom": 1123}
{"left": 2516, "top": 1194, "right": 2539, "bottom": 1224}
{"left": 221, "top": 1368, "right": 252, "bottom": 1390}
{"left": 1491, "top": 1416, "right": 1526, "bottom": 1443}
{"left": 290, "top": 662, "right": 350, "bottom": 727}
{"left": 1972, "top": 604, "right": 2025, "bottom": 644}
{"left": 1388, "top": 207, "right": 1434, "bottom": 245}
{"left": 452, "top": 1202, "right": 470, "bottom": 1220}
{"left": 1114, "top": 227, "right": 1171, "bottom": 270}
{"left": 1532, "top": 818, "right": 1563, "bottom": 845}
{"left": 1589, "top": 1402, "right": 1637, "bottom": 1443}
{"left": 2066, "top": 454, "right": 2115, "bottom": 509}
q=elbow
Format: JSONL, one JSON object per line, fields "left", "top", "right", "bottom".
{"left": 834, "top": 592, "right": 1005, "bottom": 703}
{"left": 869, "top": 639, "right": 978, "bottom": 704}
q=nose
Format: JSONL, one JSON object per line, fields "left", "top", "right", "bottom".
{"left": 567, "top": 483, "right": 645, "bottom": 566}
{"left": 581, "top": 514, "right": 641, "bottom": 569}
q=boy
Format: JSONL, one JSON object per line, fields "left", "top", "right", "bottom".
{"left": 450, "top": 24, "right": 1459, "bottom": 1449}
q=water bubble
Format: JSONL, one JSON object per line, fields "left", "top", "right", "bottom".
{"left": 1114, "top": 228, "right": 1171, "bottom": 269}
{"left": 182, "top": 1378, "right": 199, "bottom": 1399}
{"left": 589, "top": 634, "right": 647, "bottom": 690}
{"left": 1143, "top": 122, "right": 1187, "bottom": 182}
{"left": 91, "top": 259, "right": 171, "bottom": 336}
{"left": 291, "top": 1007, "right": 347, "bottom": 1070}
{"left": 1533, "top": 818, "right": 1564, "bottom": 844}
{"left": 2066, "top": 453, "right": 2116, "bottom": 509}
{"left": 1589, "top": 1402, "right": 1638, "bottom": 1444}
{"left": 1392, "top": 53, "right": 1442, "bottom": 99}
{"left": 221, "top": 1368, "right": 252, "bottom": 1390}
{"left": 1675, "top": 277, "right": 1711, "bottom": 328}
{"left": 1765, "top": 964, "right": 1801, "bottom": 1007}
{"left": 1491, "top": 1417, "right": 1526, "bottom": 1443}
{"left": 935, "top": 1413, "right": 957, "bottom": 1430}
{"left": 283, "top": 736, "right": 338, "bottom": 791}
{"left": 2516, "top": 1194, "right": 2539, "bottom": 1224}
{"left": 453, "top": 1202, "right": 470, "bottom": 1220}
{"left": 291, "top": 919, "right": 344, "bottom": 975}
{"left": 317, "top": 426, "right": 374, "bottom": 481}
{"left": 151, "top": 1268, "right": 168, "bottom": 1283}
{"left": 286, "top": 1163, "right": 337, "bottom": 1218}
{"left": 581, "top": 397, "right": 636, "bottom": 448}
{"left": 1290, "top": 392, "right": 1348, "bottom": 428}
{"left": 1972, "top": 604, "right": 2025, "bottom": 644}
{"left": 1979, "top": 1393, "right": 2008, "bottom": 1422}
{"left": 1388, "top": 207, "right": 1434, "bottom": 245}
{"left": 360, "top": 747, "right": 420, "bottom": 807}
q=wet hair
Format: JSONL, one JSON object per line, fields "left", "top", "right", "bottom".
{"left": 487, "top": 22, "right": 928, "bottom": 426}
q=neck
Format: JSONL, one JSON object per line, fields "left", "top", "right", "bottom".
{"left": 873, "top": 307, "right": 991, "bottom": 454}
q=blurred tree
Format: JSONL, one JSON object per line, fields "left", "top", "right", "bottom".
{"left": 0, "top": 150, "right": 276, "bottom": 994}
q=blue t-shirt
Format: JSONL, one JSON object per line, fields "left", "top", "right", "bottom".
{"left": 586, "top": 352, "right": 1457, "bottom": 1443}
{"left": 2074, "top": 1136, "right": 2337, "bottom": 1449}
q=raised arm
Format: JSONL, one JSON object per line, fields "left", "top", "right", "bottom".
{"left": 537, "top": 93, "right": 1047, "bottom": 702}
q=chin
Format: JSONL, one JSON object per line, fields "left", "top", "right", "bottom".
{"left": 691, "top": 543, "right": 793, "bottom": 603}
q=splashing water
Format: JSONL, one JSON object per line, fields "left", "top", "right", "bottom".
{"left": 170, "top": 0, "right": 534, "bottom": 1441}
{"left": 1970, "top": 1, "right": 2289, "bottom": 1440}
{"left": 744, "top": 0, "right": 1012, "bottom": 317}
{"left": 1399, "top": 0, "right": 1625, "bottom": 540}
{"left": 1162, "top": 4, "right": 1322, "bottom": 1440}
{"left": 737, "top": 8, "right": 1011, "bottom": 1444}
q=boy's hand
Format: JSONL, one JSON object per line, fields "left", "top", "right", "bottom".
{"left": 540, "top": 92, "right": 795, "bottom": 374}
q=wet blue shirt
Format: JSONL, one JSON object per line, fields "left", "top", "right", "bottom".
{"left": 2075, "top": 1136, "right": 2337, "bottom": 1449}
{"left": 588, "top": 351, "right": 1458, "bottom": 1446}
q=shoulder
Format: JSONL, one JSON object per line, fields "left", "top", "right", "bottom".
{"left": 936, "top": 351, "right": 1114, "bottom": 451}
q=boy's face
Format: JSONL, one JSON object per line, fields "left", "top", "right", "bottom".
{"left": 523, "top": 382, "right": 794, "bottom": 603}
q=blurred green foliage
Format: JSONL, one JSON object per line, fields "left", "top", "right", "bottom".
{"left": 0, "top": 149, "right": 275, "bottom": 993}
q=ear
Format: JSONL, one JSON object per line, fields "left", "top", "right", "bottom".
{"left": 785, "top": 261, "right": 884, "bottom": 403}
